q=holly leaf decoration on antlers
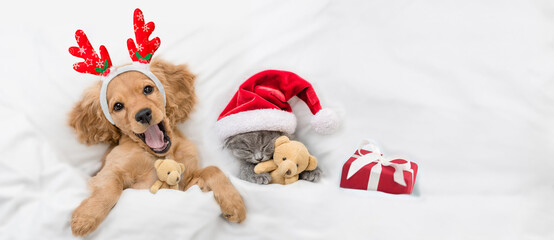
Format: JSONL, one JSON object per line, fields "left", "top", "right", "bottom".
{"left": 127, "top": 8, "right": 161, "bottom": 63}
{"left": 70, "top": 8, "right": 160, "bottom": 76}
{"left": 69, "top": 30, "right": 113, "bottom": 75}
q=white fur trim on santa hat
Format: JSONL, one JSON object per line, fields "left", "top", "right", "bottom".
{"left": 216, "top": 109, "right": 297, "bottom": 141}
{"left": 311, "top": 108, "right": 339, "bottom": 134}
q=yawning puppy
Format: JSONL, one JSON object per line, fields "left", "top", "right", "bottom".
{"left": 68, "top": 59, "right": 246, "bottom": 236}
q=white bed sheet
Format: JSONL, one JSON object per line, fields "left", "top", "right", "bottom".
{"left": 0, "top": 0, "right": 553, "bottom": 239}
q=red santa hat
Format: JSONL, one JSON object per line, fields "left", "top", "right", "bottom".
{"left": 216, "top": 70, "right": 339, "bottom": 141}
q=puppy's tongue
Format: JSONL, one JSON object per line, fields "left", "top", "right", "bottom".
{"left": 144, "top": 124, "right": 165, "bottom": 149}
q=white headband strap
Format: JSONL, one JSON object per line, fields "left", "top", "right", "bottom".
{"left": 99, "top": 63, "right": 166, "bottom": 124}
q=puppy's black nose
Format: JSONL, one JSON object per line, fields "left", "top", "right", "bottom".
{"left": 135, "top": 108, "right": 152, "bottom": 124}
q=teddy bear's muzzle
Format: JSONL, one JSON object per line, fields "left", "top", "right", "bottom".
{"left": 166, "top": 171, "right": 181, "bottom": 185}
{"left": 278, "top": 160, "right": 298, "bottom": 177}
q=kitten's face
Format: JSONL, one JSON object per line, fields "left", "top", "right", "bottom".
{"left": 224, "top": 131, "right": 284, "bottom": 164}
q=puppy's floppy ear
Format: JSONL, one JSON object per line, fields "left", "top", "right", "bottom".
{"left": 68, "top": 81, "right": 120, "bottom": 145}
{"left": 150, "top": 59, "right": 197, "bottom": 126}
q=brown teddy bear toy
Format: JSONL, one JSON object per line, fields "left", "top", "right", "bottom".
{"left": 150, "top": 159, "right": 186, "bottom": 194}
{"left": 254, "top": 136, "right": 318, "bottom": 185}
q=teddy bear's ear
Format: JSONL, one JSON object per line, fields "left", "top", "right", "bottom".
{"left": 154, "top": 159, "right": 164, "bottom": 169}
{"left": 275, "top": 136, "right": 290, "bottom": 147}
{"left": 306, "top": 155, "right": 318, "bottom": 171}
{"left": 179, "top": 163, "right": 185, "bottom": 173}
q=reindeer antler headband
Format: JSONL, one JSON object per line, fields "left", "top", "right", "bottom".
{"left": 69, "top": 8, "right": 165, "bottom": 125}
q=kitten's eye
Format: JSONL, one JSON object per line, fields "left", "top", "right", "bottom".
{"left": 113, "top": 102, "right": 124, "bottom": 111}
{"left": 263, "top": 145, "right": 273, "bottom": 152}
{"left": 232, "top": 149, "right": 252, "bottom": 159}
{"left": 282, "top": 157, "right": 287, "bottom": 161}
{"left": 143, "top": 86, "right": 154, "bottom": 95}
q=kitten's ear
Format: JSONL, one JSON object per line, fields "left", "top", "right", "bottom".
{"left": 275, "top": 136, "right": 290, "bottom": 147}
{"left": 223, "top": 135, "right": 235, "bottom": 149}
{"left": 223, "top": 138, "right": 231, "bottom": 148}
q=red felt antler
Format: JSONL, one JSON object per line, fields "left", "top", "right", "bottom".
{"left": 127, "top": 8, "right": 161, "bottom": 64}
{"left": 69, "top": 30, "right": 113, "bottom": 76}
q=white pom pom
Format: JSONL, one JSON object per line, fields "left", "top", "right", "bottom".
{"left": 310, "top": 108, "right": 339, "bottom": 134}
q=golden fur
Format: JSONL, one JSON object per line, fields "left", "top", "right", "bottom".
{"left": 69, "top": 59, "right": 246, "bottom": 236}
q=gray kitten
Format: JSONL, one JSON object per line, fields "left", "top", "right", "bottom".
{"left": 224, "top": 130, "right": 322, "bottom": 184}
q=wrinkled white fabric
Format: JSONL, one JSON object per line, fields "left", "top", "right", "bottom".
{"left": 0, "top": 1, "right": 552, "bottom": 239}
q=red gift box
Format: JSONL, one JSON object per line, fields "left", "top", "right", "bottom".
{"left": 340, "top": 141, "right": 418, "bottom": 194}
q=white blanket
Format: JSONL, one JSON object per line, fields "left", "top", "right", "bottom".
{"left": 0, "top": 0, "right": 552, "bottom": 239}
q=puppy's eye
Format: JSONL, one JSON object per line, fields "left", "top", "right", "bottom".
{"left": 167, "top": 171, "right": 170, "bottom": 175}
{"left": 113, "top": 102, "right": 124, "bottom": 111}
{"left": 143, "top": 86, "right": 154, "bottom": 95}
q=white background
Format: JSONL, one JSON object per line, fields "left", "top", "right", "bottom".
{"left": 0, "top": 0, "right": 552, "bottom": 239}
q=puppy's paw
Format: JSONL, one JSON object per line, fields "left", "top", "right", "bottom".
{"left": 71, "top": 211, "right": 100, "bottom": 236}
{"left": 299, "top": 167, "right": 322, "bottom": 182}
{"left": 188, "top": 178, "right": 211, "bottom": 192}
{"left": 217, "top": 190, "right": 246, "bottom": 223}
{"left": 247, "top": 172, "right": 271, "bottom": 185}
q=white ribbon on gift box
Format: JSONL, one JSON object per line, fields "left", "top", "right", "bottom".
{"left": 346, "top": 140, "right": 414, "bottom": 191}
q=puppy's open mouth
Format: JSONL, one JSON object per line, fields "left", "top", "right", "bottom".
{"left": 135, "top": 121, "right": 171, "bottom": 154}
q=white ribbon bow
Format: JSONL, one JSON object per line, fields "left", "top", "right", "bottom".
{"left": 346, "top": 140, "right": 413, "bottom": 190}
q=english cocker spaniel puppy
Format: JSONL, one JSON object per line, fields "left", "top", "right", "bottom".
{"left": 69, "top": 59, "right": 246, "bottom": 236}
